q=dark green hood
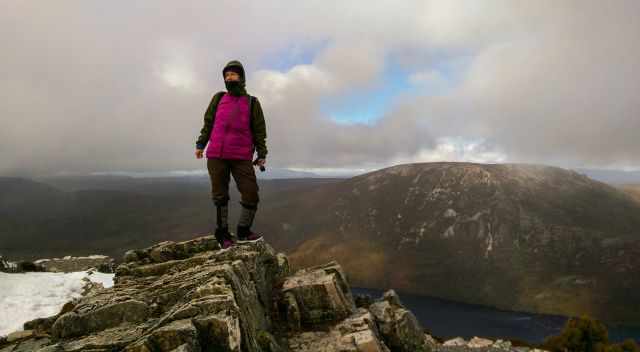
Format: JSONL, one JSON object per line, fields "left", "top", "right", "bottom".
{"left": 222, "top": 60, "right": 247, "bottom": 96}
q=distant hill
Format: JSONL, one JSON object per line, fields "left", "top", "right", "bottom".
{"left": 257, "top": 162, "right": 640, "bottom": 326}
{"left": 3, "top": 163, "right": 640, "bottom": 326}
{"left": 0, "top": 175, "right": 343, "bottom": 260}
{"left": 574, "top": 168, "right": 640, "bottom": 185}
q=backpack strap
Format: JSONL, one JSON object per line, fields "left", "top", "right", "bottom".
{"left": 248, "top": 94, "right": 255, "bottom": 130}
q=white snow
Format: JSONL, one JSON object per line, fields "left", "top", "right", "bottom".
{"left": 0, "top": 270, "right": 115, "bottom": 336}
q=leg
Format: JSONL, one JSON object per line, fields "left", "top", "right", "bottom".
{"left": 230, "top": 159, "right": 261, "bottom": 239}
{"left": 207, "top": 157, "right": 231, "bottom": 232}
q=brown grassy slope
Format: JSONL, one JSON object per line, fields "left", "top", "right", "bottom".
{"left": 618, "top": 184, "right": 640, "bottom": 203}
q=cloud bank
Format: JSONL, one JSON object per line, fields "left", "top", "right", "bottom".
{"left": 1, "top": 0, "right": 638, "bottom": 176}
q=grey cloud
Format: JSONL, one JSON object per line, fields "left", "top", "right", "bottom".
{"left": 1, "top": 1, "right": 639, "bottom": 176}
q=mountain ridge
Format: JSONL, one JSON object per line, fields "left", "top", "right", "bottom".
{"left": 260, "top": 162, "right": 640, "bottom": 326}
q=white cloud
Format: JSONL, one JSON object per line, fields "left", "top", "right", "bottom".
{"left": 1, "top": 1, "right": 638, "bottom": 176}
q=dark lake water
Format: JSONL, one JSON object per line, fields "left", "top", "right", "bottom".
{"left": 351, "top": 287, "right": 640, "bottom": 345}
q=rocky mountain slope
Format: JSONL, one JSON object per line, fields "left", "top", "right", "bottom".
{"left": 0, "top": 235, "right": 547, "bottom": 352}
{"left": 619, "top": 184, "right": 640, "bottom": 204}
{"left": 258, "top": 162, "right": 640, "bottom": 326}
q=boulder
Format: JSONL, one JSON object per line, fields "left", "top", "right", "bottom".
{"left": 281, "top": 261, "right": 356, "bottom": 328}
{"left": 369, "top": 290, "right": 426, "bottom": 352}
{"left": 287, "top": 309, "right": 390, "bottom": 352}
{"left": 468, "top": 336, "right": 494, "bottom": 348}
{"left": 443, "top": 337, "right": 467, "bottom": 346}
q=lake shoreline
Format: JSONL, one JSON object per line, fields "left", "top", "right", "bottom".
{"left": 352, "top": 286, "right": 640, "bottom": 345}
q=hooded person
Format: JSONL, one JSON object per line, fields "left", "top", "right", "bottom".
{"left": 194, "top": 60, "right": 268, "bottom": 249}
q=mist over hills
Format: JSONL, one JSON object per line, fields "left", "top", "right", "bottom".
{"left": 575, "top": 168, "right": 640, "bottom": 185}
{"left": 0, "top": 175, "right": 343, "bottom": 260}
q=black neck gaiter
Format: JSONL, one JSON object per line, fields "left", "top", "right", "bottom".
{"left": 225, "top": 80, "right": 247, "bottom": 96}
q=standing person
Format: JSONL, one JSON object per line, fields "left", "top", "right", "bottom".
{"left": 195, "top": 60, "right": 268, "bottom": 249}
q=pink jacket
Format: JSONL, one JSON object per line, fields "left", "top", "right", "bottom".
{"left": 206, "top": 94, "right": 254, "bottom": 160}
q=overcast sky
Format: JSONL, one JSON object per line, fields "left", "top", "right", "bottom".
{"left": 1, "top": 1, "right": 639, "bottom": 177}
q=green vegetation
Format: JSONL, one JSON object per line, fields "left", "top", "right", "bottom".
{"left": 542, "top": 315, "right": 639, "bottom": 352}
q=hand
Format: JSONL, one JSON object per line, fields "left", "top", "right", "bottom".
{"left": 195, "top": 149, "right": 204, "bottom": 159}
{"left": 253, "top": 158, "right": 266, "bottom": 172}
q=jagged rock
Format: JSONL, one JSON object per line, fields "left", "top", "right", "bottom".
{"left": 149, "top": 319, "right": 201, "bottom": 351}
{"left": 123, "top": 249, "right": 142, "bottom": 263}
{"left": 467, "top": 336, "right": 494, "bottom": 348}
{"left": 39, "top": 236, "right": 282, "bottom": 351}
{"left": 443, "top": 337, "right": 467, "bottom": 346}
{"left": 5, "top": 330, "right": 34, "bottom": 343}
{"left": 491, "top": 339, "right": 512, "bottom": 349}
{"left": 369, "top": 289, "right": 426, "bottom": 352}
{"left": 282, "top": 291, "right": 301, "bottom": 331}
{"left": 256, "top": 330, "right": 284, "bottom": 352}
{"left": 15, "top": 260, "right": 46, "bottom": 272}
{"left": 0, "top": 337, "right": 50, "bottom": 352}
{"left": 288, "top": 309, "right": 391, "bottom": 352}
{"left": 0, "top": 255, "right": 18, "bottom": 273}
{"left": 50, "top": 312, "right": 86, "bottom": 338}
{"left": 51, "top": 299, "right": 151, "bottom": 338}
{"left": 23, "top": 316, "right": 58, "bottom": 332}
{"left": 281, "top": 261, "right": 356, "bottom": 327}
{"left": 80, "top": 276, "right": 104, "bottom": 296}
{"left": 34, "top": 255, "right": 115, "bottom": 273}
{"left": 354, "top": 293, "right": 375, "bottom": 308}
{"left": 23, "top": 303, "right": 74, "bottom": 335}
{"left": 0, "top": 235, "right": 501, "bottom": 352}
{"left": 382, "top": 289, "right": 402, "bottom": 307}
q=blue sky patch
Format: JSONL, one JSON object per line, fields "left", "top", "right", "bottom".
{"left": 319, "top": 53, "right": 473, "bottom": 125}
{"left": 259, "top": 39, "right": 331, "bottom": 72}
{"left": 320, "top": 59, "right": 415, "bottom": 125}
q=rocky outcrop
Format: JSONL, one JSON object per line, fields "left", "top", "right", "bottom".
{"left": 0, "top": 235, "right": 550, "bottom": 352}
{"left": 0, "top": 236, "right": 407, "bottom": 351}
{"left": 0, "top": 255, "right": 16, "bottom": 272}
{"left": 1, "top": 254, "right": 114, "bottom": 273}
{"left": 34, "top": 255, "right": 115, "bottom": 273}
{"left": 0, "top": 255, "right": 31, "bottom": 273}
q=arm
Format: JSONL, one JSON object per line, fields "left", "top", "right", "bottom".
{"left": 251, "top": 97, "right": 268, "bottom": 159}
{"left": 195, "top": 92, "right": 224, "bottom": 149}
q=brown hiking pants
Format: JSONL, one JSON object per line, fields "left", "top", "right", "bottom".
{"left": 207, "top": 158, "right": 259, "bottom": 209}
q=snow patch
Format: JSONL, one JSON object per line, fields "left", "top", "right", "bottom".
{"left": 0, "top": 270, "right": 115, "bottom": 336}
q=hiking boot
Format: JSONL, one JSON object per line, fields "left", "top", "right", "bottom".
{"left": 237, "top": 225, "right": 263, "bottom": 242}
{"left": 214, "top": 227, "right": 235, "bottom": 250}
